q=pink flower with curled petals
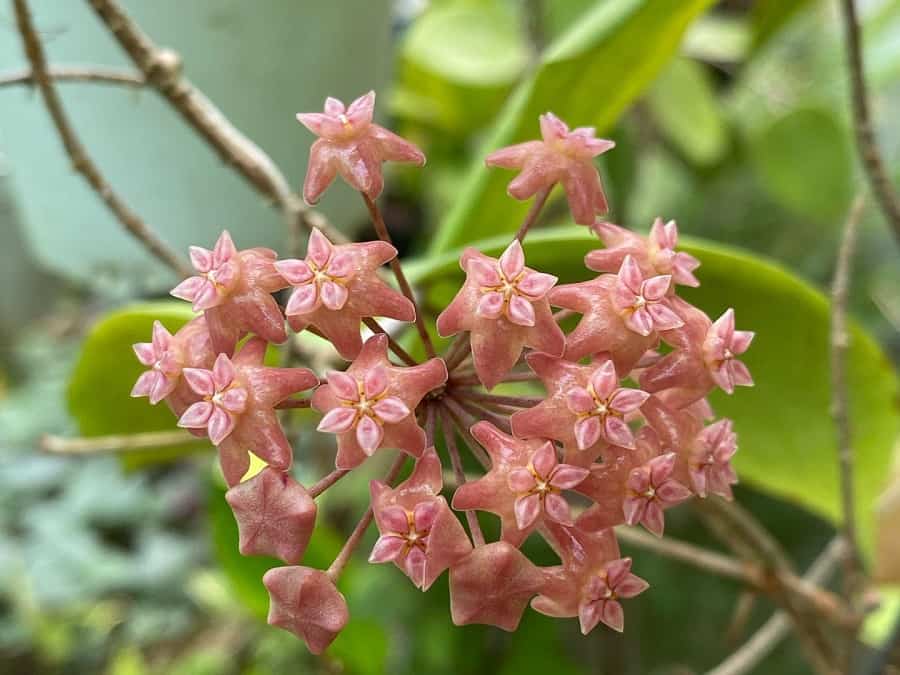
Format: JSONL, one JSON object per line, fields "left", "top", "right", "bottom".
{"left": 297, "top": 91, "right": 425, "bottom": 203}
{"left": 369, "top": 449, "right": 472, "bottom": 590}
{"left": 486, "top": 112, "right": 614, "bottom": 225}
{"left": 566, "top": 360, "right": 649, "bottom": 451}
{"left": 549, "top": 275, "right": 659, "bottom": 373}
{"left": 449, "top": 541, "right": 545, "bottom": 632}
{"left": 577, "top": 557, "right": 649, "bottom": 634}
{"left": 263, "top": 566, "right": 349, "bottom": 654}
{"left": 612, "top": 255, "right": 683, "bottom": 336}
{"left": 689, "top": 419, "right": 739, "bottom": 499}
{"left": 704, "top": 309, "right": 754, "bottom": 394}
{"left": 623, "top": 453, "right": 692, "bottom": 536}
{"left": 587, "top": 218, "right": 700, "bottom": 287}
{"left": 179, "top": 338, "right": 317, "bottom": 486}
{"left": 437, "top": 241, "right": 564, "bottom": 389}
{"left": 311, "top": 335, "right": 447, "bottom": 469}
{"left": 507, "top": 442, "right": 588, "bottom": 529}
{"left": 452, "top": 423, "right": 580, "bottom": 546}
{"left": 170, "top": 231, "right": 288, "bottom": 354}
{"left": 225, "top": 467, "right": 317, "bottom": 564}
{"left": 275, "top": 228, "right": 415, "bottom": 360}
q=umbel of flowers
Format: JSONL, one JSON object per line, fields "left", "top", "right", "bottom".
{"left": 131, "top": 91, "right": 753, "bottom": 653}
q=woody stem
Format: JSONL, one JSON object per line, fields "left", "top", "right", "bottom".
{"left": 363, "top": 318, "right": 418, "bottom": 366}
{"left": 515, "top": 186, "right": 551, "bottom": 242}
{"left": 326, "top": 452, "right": 408, "bottom": 581}
{"left": 458, "top": 390, "right": 542, "bottom": 409}
{"left": 362, "top": 194, "right": 436, "bottom": 358}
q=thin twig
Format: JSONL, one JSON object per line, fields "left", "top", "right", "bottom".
{"left": 85, "top": 0, "right": 344, "bottom": 244}
{"left": 275, "top": 398, "right": 311, "bottom": 409}
{"left": 326, "top": 452, "right": 407, "bottom": 581}
{"left": 439, "top": 406, "right": 485, "bottom": 546}
{"left": 39, "top": 430, "right": 201, "bottom": 454}
{"left": 458, "top": 389, "right": 543, "bottom": 409}
{"left": 443, "top": 333, "right": 472, "bottom": 374}
{"left": 361, "top": 194, "right": 436, "bottom": 358}
{"left": 0, "top": 64, "right": 145, "bottom": 88}
{"left": 362, "top": 317, "right": 418, "bottom": 366}
{"left": 308, "top": 468, "right": 350, "bottom": 499}
{"left": 515, "top": 186, "right": 551, "bottom": 242}
{"left": 12, "top": 0, "right": 191, "bottom": 277}
{"left": 830, "top": 193, "right": 867, "bottom": 596}
{"left": 449, "top": 394, "right": 512, "bottom": 433}
{"left": 706, "top": 537, "right": 848, "bottom": 675}
{"left": 838, "top": 0, "right": 900, "bottom": 245}
{"left": 441, "top": 399, "right": 491, "bottom": 470}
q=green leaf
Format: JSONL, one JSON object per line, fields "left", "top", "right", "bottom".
{"left": 427, "top": 0, "right": 716, "bottom": 254}
{"left": 67, "top": 302, "right": 212, "bottom": 470}
{"left": 409, "top": 228, "right": 900, "bottom": 553}
{"left": 750, "top": 0, "right": 812, "bottom": 50}
{"left": 647, "top": 58, "right": 729, "bottom": 167}
{"left": 747, "top": 107, "right": 854, "bottom": 221}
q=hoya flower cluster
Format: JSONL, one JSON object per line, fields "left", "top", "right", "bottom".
{"left": 131, "top": 92, "right": 753, "bottom": 653}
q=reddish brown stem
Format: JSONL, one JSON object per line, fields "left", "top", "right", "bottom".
{"left": 363, "top": 317, "right": 418, "bottom": 366}
{"left": 362, "top": 194, "right": 436, "bottom": 358}
{"left": 308, "top": 468, "right": 350, "bottom": 499}
{"left": 515, "top": 186, "right": 551, "bottom": 242}
{"left": 459, "top": 389, "right": 542, "bottom": 409}
{"left": 275, "top": 398, "right": 311, "bottom": 409}
{"left": 438, "top": 406, "right": 485, "bottom": 547}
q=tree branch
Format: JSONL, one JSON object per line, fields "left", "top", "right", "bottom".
{"left": 838, "top": 0, "right": 900, "bottom": 245}
{"left": 85, "top": 0, "right": 346, "bottom": 245}
{"left": 0, "top": 64, "right": 145, "bottom": 88}
{"left": 12, "top": 0, "right": 192, "bottom": 277}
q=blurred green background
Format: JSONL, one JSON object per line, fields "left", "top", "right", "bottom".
{"left": 1, "top": 0, "right": 900, "bottom": 673}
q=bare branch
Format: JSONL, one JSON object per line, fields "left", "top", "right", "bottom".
{"left": 85, "top": 0, "right": 345, "bottom": 245}
{"left": 838, "top": 0, "right": 900, "bottom": 245}
{"left": 12, "top": 0, "right": 192, "bottom": 277}
{"left": 0, "top": 64, "right": 144, "bottom": 88}
{"left": 40, "top": 429, "right": 201, "bottom": 454}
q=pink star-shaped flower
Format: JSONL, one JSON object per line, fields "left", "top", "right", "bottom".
{"left": 131, "top": 317, "right": 215, "bottom": 409}
{"left": 436, "top": 240, "right": 564, "bottom": 389}
{"left": 485, "top": 112, "right": 614, "bottom": 225}
{"left": 170, "top": 231, "right": 288, "bottom": 354}
{"left": 297, "top": 91, "right": 425, "bottom": 203}
{"left": 451, "top": 422, "right": 586, "bottom": 546}
{"left": 611, "top": 255, "right": 683, "bottom": 336}
{"left": 177, "top": 338, "right": 318, "bottom": 486}
{"left": 225, "top": 467, "right": 317, "bottom": 564}
{"left": 621, "top": 453, "right": 692, "bottom": 536}
{"left": 586, "top": 218, "right": 700, "bottom": 287}
{"left": 263, "top": 566, "right": 349, "bottom": 654}
{"left": 689, "top": 418, "right": 739, "bottom": 499}
{"left": 577, "top": 557, "right": 649, "bottom": 634}
{"left": 549, "top": 274, "right": 659, "bottom": 374}
{"left": 449, "top": 541, "right": 546, "bottom": 631}
{"left": 640, "top": 305, "right": 754, "bottom": 404}
{"left": 311, "top": 334, "right": 447, "bottom": 469}
{"left": 369, "top": 449, "right": 472, "bottom": 590}
{"left": 275, "top": 228, "right": 415, "bottom": 360}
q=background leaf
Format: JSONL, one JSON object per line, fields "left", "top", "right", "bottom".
{"left": 427, "top": 0, "right": 716, "bottom": 254}
{"left": 67, "top": 302, "right": 211, "bottom": 469}
{"left": 408, "top": 228, "right": 900, "bottom": 553}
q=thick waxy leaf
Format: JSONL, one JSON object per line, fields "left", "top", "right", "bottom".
{"left": 428, "top": 0, "right": 716, "bottom": 254}
{"left": 67, "top": 302, "right": 211, "bottom": 469}
{"left": 409, "top": 228, "right": 899, "bottom": 552}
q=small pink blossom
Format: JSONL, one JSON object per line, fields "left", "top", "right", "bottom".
{"left": 225, "top": 467, "right": 317, "bottom": 564}
{"left": 170, "top": 231, "right": 288, "bottom": 354}
{"left": 437, "top": 240, "right": 564, "bottom": 389}
{"left": 178, "top": 338, "right": 318, "bottom": 486}
{"left": 507, "top": 442, "right": 589, "bottom": 530}
{"left": 566, "top": 359, "right": 649, "bottom": 450}
{"left": 485, "top": 113, "right": 614, "bottom": 225}
{"left": 449, "top": 541, "right": 545, "bottom": 631}
{"left": 311, "top": 335, "right": 447, "bottom": 469}
{"left": 263, "top": 566, "right": 349, "bottom": 654}
{"left": 369, "top": 449, "right": 472, "bottom": 590}
{"left": 587, "top": 218, "right": 700, "bottom": 287}
{"left": 612, "top": 255, "right": 683, "bottom": 336}
{"left": 704, "top": 309, "right": 754, "bottom": 394}
{"left": 689, "top": 419, "right": 739, "bottom": 499}
{"left": 623, "top": 453, "right": 692, "bottom": 536}
{"left": 275, "top": 228, "right": 415, "bottom": 360}
{"left": 297, "top": 91, "right": 425, "bottom": 203}
{"left": 577, "top": 557, "right": 649, "bottom": 634}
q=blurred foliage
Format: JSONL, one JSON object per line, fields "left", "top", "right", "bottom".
{"left": 3, "top": 0, "right": 900, "bottom": 673}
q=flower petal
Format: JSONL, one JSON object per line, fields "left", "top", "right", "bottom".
{"left": 317, "top": 407, "right": 358, "bottom": 433}
{"left": 589, "top": 360, "right": 618, "bottom": 400}
{"left": 363, "top": 366, "right": 389, "bottom": 399}
{"left": 170, "top": 275, "right": 205, "bottom": 303}
{"left": 543, "top": 492, "right": 573, "bottom": 525}
{"left": 275, "top": 259, "right": 314, "bottom": 284}
{"left": 372, "top": 397, "right": 410, "bottom": 424}
{"left": 182, "top": 368, "right": 216, "bottom": 397}
{"left": 574, "top": 416, "right": 602, "bottom": 450}
{"left": 320, "top": 281, "right": 349, "bottom": 311}
{"left": 208, "top": 407, "right": 236, "bottom": 445}
{"left": 549, "top": 464, "right": 589, "bottom": 490}
{"left": 516, "top": 271, "right": 557, "bottom": 299}
{"left": 327, "top": 371, "right": 360, "bottom": 402}
{"left": 220, "top": 387, "right": 248, "bottom": 414}
{"left": 600, "top": 600, "right": 625, "bottom": 632}
{"left": 618, "top": 255, "right": 644, "bottom": 294}
{"left": 566, "top": 386, "right": 595, "bottom": 414}
{"left": 603, "top": 416, "right": 635, "bottom": 449}
{"left": 467, "top": 257, "right": 502, "bottom": 287}
{"left": 507, "top": 295, "right": 536, "bottom": 327}
{"left": 641, "top": 275, "right": 671, "bottom": 301}
{"left": 476, "top": 291, "right": 504, "bottom": 319}
{"left": 189, "top": 245, "right": 214, "bottom": 273}
{"left": 531, "top": 442, "right": 557, "bottom": 479}
{"left": 380, "top": 505, "right": 410, "bottom": 533}
{"left": 413, "top": 500, "right": 439, "bottom": 532}
{"left": 178, "top": 401, "right": 214, "bottom": 429}
{"left": 307, "top": 229, "right": 333, "bottom": 269}
{"left": 212, "top": 231, "right": 237, "bottom": 266}
{"left": 356, "top": 415, "right": 384, "bottom": 454}
{"left": 609, "top": 388, "right": 649, "bottom": 414}
{"left": 212, "top": 354, "right": 235, "bottom": 389}
{"left": 625, "top": 307, "right": 654, "bottom": 336}
{"left": 514, "top": 493, "right": 541, "bottom": 530}
{"left": 133, "top": 342, "right": 157, "bottom": 366}
{"left": 499, "top": 240, "right": 525, "bottom": 280}
{"left": 507, "top": 467, "right": 536, "bottom": 493}
{"left": 369, "top": 535, "right": 405, "bottom": 563}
